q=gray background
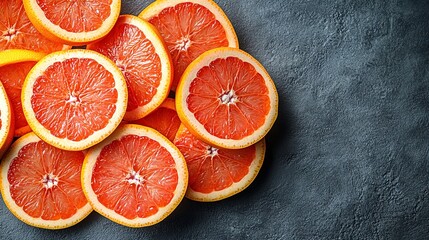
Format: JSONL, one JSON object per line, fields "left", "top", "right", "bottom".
{"left": 1, "top": 0, "right": 429, "bottom": 239}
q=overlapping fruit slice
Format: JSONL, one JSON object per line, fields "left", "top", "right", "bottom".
{"left": 88, "top": 15, "right": 172, "bottom": 121}
{"left": 0, "top": 132, "right": 92, "bottom": 229}
{"left": 0, "top": 0, "right": 69, "bottom": 52}
{"left": 131, "top": 98, "right": 181, "bottom": 142}
{"left": 23, "top": 0, "right": 121, "bottom": 45}
{"left": 21, "top": 49, "right": 128, "bottom": 151}
{"left": 174, "top": 124, "right": 265, "bottom": 202}
{"left": 176, "top": 47, "right": 278, "bottom": 149}
{"left": 0, "top": 49, "right": 46, "bottom": 136}
{"left": 0, "top": 81, "right": 14, "bottom": 158}
{"left": 82, "top": 124, "right": 188, "bottom": 227}
{"left": 139, "top": 0, "right": 239, "bottom": 90}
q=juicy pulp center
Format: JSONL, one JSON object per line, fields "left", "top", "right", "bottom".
{"left": 42, "top": 173, "right": 59, "bottom": 189}
{"left": 206, "top": 146, "right": 219, "bottom": 157}
{"left": 126, "top": 170, "right": 144, "bottom": 185}
{"left": 219, "top": 90, "right": 238, "bottom": 105}
{"left": 3, "top": 27, "right": 18, "bottom": 41}
{"left": 176, "top": 36, "right": 191, "bottom": 51}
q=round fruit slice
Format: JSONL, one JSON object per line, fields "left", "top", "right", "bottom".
{"left": 174, "top": 124, "right": 265, "bottom": 202}
{"left": 139, "top": 0, "right": 239, "bottom": 90}
{"left": 131, "top": 98, "right": 181, "bottom": 142}
{"left": 87, "top": 15, "right": 172, "bottom": 121}
{"left": 22, "top": 49, "right": 128, "bottom": 151}
{"left": 176, "top": 47, "right": 278, "bottom": 149}
{"left": 0, "top": 49, "right": 46, "bottom": 137}
{"left": 23, "top": 0, "right": 121, "bottom": 45}
{"left": 0, "top": 132, "right": 92, "bottom": 229}
{"left": 82, "top": 124, "right": 188, "bottom": 227}
{"left": 0, "top": 81, "right": 14, "bottom": 158}
{"left": 0, "top": 0, "right": 69, "bottom": 52}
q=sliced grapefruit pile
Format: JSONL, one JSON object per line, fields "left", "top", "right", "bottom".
{"left": 0, "top": 0, "right": 279, "bottom": 229}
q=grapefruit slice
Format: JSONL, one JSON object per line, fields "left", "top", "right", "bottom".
{"left": 174, "top": 124, "right": 265, "bottom": 202}
{"left": 87, "top": 15, "right": 172, "bottom": 121}
{"left": 139, "top": 0, "right": 239, "bottom": 90}
{"left": 0, "top": 132, "right": 92, "bottom": 229}
{"left": 82, "top": 124, "right": 188, "bottom": 227}
{"left": 23, "top": 0, "right": 121, "bottom": 45}
{"left": 131, "top": 98, "right": 181, "bottom": 142}
{"left": 0, "top": 0, "right": 69, "bottom": 52}
{"left": 0, "top": 81, "right": 14, "bottom": 158}
{"left": 0, "top": 49, "right": 46, "bottom": 136}
{"left": 21, "top": 49, "right": 128, "bottom": 151}
{"left": 176, "top": 47, "right": 278, "bottom": 149}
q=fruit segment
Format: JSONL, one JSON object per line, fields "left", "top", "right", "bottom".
{"left": 23, "top": 0, "right": 121, "bottom": 45}
{"left": 174, "top": 124, "right": 265, "bottom": 202}
{"left": 132, "top": 98, "right": 181, "bottom": 141}
{"left": 139, "top": 0, "right": 238, "bottom": 90}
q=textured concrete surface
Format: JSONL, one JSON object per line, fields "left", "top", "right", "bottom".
{"left": 1, "top": 0, "right": 429, "bottom": 239}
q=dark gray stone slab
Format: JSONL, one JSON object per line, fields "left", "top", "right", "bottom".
{"left": 1, "top": 0, "right": 428, "bottom": 239}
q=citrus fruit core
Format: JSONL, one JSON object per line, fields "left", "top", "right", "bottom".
{"left": 30, "top": 57, "right": 118, "bottom": 142}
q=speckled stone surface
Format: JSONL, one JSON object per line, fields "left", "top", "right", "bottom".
{"left": 1, "top": 0, "right": 429, "bottom": 239}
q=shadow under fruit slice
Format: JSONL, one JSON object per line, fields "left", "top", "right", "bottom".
{"left": 173, "top": 124, "right": 265, "bottom": 202}
{"left": 0, "top": 132, "right": 92, "bottom": 229}
{"left": 82, "top": 124, "right": 188, "bottom": 227}
{"left": 139, "top": 0, "right": 239, "bottom": 91}
{"left": 87, "top": 15, "right": 172, "bottom": 121}
{"left": 21, "top": 49, "right": 128, "bottom": 151}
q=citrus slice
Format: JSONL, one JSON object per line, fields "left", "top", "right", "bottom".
{"left": 0, "top": 0, "right": 69, "bottom": 52}
{"left": 173, "top": 124, "right": 265, "bottom": 202}
{"left": 87, "top": 15, "right": 172, "bottom": 121}
{"left": 131, "top": 98, "right": 181, "bottom": 142}
{"left": 23, "top": 0, "right": 121, "bottom": 45}
{"left": 82, "top": 124, "right": 188, "bottom": 227}
{"left": 21, "top": 49, "right": 128, "bottom": 151}
{"left": 0, "top": 132, "right": 92, "bottom": 229}
{"left": 0, "top": 81, "right": 14, "bottom": 157}
{"left": 139, "top": 0, "right": 239, "bottom": 91}
{"left": 0, "top": 49, "right": 46, "bottom": 136}
{"left": 176, "top": 47, "right": 278, "bottom": 149}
